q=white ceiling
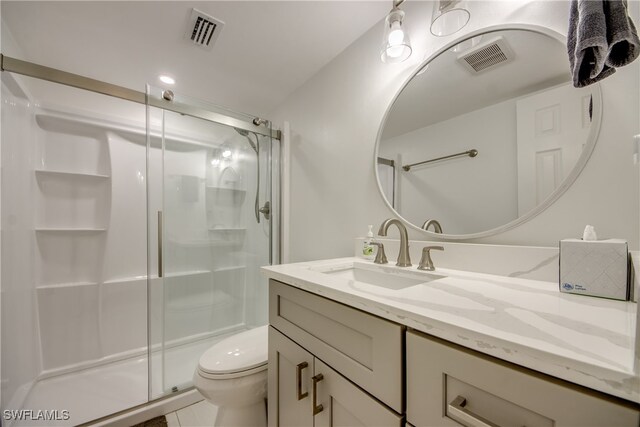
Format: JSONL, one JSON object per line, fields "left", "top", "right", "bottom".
{"left": 1, "top": 1, "right": 389, "bottom": 118}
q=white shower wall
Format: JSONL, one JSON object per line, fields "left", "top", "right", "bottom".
{"left": 1, "top": 73, "right": 41, "bottom": 412}
{"left": 31, "top": 105, "right": 147, "bottom": 375}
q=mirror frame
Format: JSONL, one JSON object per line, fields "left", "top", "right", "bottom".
{"left": 374, "top": 24, "right": 602, "bottom": 240}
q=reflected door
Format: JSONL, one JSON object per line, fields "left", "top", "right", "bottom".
{"left": 146, "top": 87, "right": 276, "bottom": 398}
{"left": 516, "top": 83, "right": 594, "bottom": 215}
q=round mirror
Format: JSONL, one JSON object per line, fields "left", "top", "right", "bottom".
{"left": 375, "top": 26, "right": 602, "bottom": 239}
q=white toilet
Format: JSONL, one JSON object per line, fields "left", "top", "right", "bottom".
{"left": 193, "top": 325, "right": 269, "bottom": 427}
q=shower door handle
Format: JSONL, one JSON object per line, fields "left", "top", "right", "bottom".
{"left": 158, "top": 211, "right": 163, "bottom": 278}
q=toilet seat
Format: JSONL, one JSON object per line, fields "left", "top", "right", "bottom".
{"left": 197, "top": 325, "right": 268, "bottom": 380}
{"left": 197, "top": 362, "right": 267, "bottom": 380}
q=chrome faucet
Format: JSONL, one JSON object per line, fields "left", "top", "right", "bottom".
{"left": 371, "top": 242, "right": 388, "bottom": 264}
{"left": 377, "top": 218, "right": 411, "bottom": 267}
{"left": 418, "top": 246, "right": 444, "bottom": 271}
{"left": 422, "top": 219, "right": 443, "bottom": 234}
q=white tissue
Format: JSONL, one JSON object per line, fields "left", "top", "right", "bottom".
{"left": 583, "top": 225, "right": 598, "bottom": 241}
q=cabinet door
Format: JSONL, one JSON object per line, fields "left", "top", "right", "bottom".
{"left": 268, "top": 327, "right": 314, "bottom": 427}
{"left": 314, "top": 359, "right": 402, "bottom": 427}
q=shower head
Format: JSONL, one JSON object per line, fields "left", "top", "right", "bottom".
{"left": 233, "top": 127, "right": 257, "bottom": 153}
{"left": 231, "top": 127, "right": 261, "bottom": 224}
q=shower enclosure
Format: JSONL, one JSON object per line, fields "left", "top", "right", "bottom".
{"left": 1, "top": 57, "right": 279, "bottom": 426}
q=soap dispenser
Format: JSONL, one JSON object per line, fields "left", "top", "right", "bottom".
{"left": 363, "top": 225, "right": 375, "bottom": 260}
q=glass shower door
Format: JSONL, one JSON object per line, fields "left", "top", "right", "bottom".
{"left": 146, "top": 87, "right": 275, "bottom": 398}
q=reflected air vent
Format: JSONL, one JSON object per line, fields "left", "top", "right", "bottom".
{"left": 184, "top": 9, "right": 225, "bottom": 50}
{"left": 457, "top": 36, "right": 514, "bottom": 73}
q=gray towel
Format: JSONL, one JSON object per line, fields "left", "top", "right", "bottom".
{"left": 568, "top": 0, "right": 616, "bottom": 88}
{"left": 604, "top": 0, "right": 640, "bottom": 67}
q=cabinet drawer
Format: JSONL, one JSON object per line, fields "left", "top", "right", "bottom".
{"left": 407, "top": 330, "right": 640, "bottom": 427}
{"left": 269, "top": 279, "right": 403, "bottom": 412}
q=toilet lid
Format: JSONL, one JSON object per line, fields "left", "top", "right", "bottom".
{"left": 198, "top": 325, "right": 268, "bottom": 376}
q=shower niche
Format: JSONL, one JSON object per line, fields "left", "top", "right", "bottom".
{"left": 207, "top": 164, "right": 247, "bottom": 245}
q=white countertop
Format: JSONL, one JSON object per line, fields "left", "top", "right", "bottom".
{"left": 262, "top": 257, "right": 639, "bottom": 403}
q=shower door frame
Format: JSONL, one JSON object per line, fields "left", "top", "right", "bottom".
{"left": 0, "top": 55, "right": 281, "bottom": 141}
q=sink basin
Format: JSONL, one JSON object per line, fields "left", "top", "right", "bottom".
{"left": 311, "top": 262, "right": 444, "bottom": 290}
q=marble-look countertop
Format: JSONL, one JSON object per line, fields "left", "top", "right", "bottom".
{"left": 262, "top": 257, "right": 639, "bottom": 403}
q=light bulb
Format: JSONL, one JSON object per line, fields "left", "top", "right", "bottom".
{"left": 388, "top": 22, "right": 404, "bottom": 46}
{"left": 381, "top": 7, "right": 412, "bottom": 63}
{"left": 222, "top": 149, "right": 232, "bottom": 159}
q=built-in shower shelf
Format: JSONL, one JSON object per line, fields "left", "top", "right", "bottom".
{"left": 206, "top": 186, "right": 246, "bottom": 193}
{"left": 166, "top": 289, "right": 234, "bottom": 311}
{"left": 35, "top": 169, "right": 111, "bottom": 179}
{"left": 36, "top": 281, "right": 98, "bottom": 290}
{"left": 164, "top": 270, "right": 211, "bottom": 278}
{"left": 213, "top": 266, "right": 246, "bottom": 273}
{"left": 35, "top": 228, "right": 107, "bottom": 232}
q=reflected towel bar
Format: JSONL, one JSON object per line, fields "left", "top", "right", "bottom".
{"left": 402, "top": 149, "right": 478, "bottom": 171}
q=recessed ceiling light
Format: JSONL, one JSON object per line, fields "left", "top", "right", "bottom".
{"left": 159, "top": 75, "right": 175, "bottom": 85}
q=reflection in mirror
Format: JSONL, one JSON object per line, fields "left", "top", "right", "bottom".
{"left": 377, "top": 28, "right": 601, "bottom": 237}
{"left": 377, "top": 157, "right": 396, "bottom": 207}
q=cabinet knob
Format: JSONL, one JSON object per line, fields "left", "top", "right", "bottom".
{"left": 312, "top": 373, "right": 324, "bottom": 415}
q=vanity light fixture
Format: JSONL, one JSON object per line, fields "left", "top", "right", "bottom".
{"left": 430, "top": 0, "right": 470, "bottom": 37}
{"left": 381, "top": 0, "right": 412, "bottom": 63}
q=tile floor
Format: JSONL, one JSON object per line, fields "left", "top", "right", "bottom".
{"left": 165, "top": 400, "right": 218, "bottom": 427}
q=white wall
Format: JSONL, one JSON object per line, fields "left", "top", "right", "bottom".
{"left": 269, "top": 0, "right": 640, "bottom": 262}
{"left": 0, "top": 20, "right": 41, "bottom": 413}
{"left": 380, "top": 98, "right": 517, "bottom": 234}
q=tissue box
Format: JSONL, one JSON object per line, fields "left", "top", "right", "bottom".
{"left": 559, "top": 239, "right": 630, "bottom": 300}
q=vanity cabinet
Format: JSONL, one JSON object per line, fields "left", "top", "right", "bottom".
{"left": 407, "top": 330, "right": 640, "bottom": 427}
{"left": 268, "top": 279, "right": 639, "bottom": 427}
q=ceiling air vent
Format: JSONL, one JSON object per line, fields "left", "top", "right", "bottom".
{"left": 457, "top": 36, "right": 514, "bottom": 74}
{"left": 184, "top": 8, "right": 224, "bottom": 50}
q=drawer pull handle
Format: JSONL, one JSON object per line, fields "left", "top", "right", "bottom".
{"left": 296, "top": 362, "right": 308, "bottom": 400}
{"left": 312, "top": 373, "right": 324, "bottom": 415}
{"left": 448, "top": 396, "right": 500, "bottom": 427}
